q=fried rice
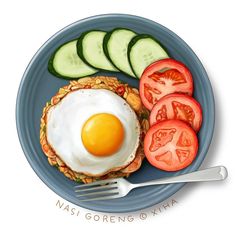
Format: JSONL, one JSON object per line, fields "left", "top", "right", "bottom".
{"left": 40, "top": 76, "right": 149, "bottom": 183}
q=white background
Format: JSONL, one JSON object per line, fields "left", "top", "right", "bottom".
{"left": 1, "top": 0, "right": 235, "bottom": 235}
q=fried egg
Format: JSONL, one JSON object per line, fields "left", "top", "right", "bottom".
{"left": 46, "top": 89, "right": 140, "bottom": 176}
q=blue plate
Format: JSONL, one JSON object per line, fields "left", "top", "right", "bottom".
{"left": 16, "top": 14, "right": 214, "bottom": 213}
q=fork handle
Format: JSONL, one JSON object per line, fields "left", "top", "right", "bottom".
{"left": 134, "top": 166, "right": 228, "bottom": 188}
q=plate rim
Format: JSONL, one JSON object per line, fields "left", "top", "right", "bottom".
{"left": 15, "top": 13, "right": 215, "bottom": 213}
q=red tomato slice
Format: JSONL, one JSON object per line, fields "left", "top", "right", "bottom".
{"left": 144, "top": 119, "right": 198, "bottom": 171}
{"left": 149, "top": 93, "right": 202, "bottom": 132}
{"left": 139, "top": 59, "right": 193, "bottom": 110}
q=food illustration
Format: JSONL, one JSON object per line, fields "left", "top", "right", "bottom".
{"left": 48, "top": 28, "right": 169, "bottom": 80}
{"left": 40, "top": 76, "right": 149, "bottom": 183}
{"left": 15, "top": 13, "right": 217, "bottom": 212}
{"left": 41, "top": 27, "right": 203, "bottom": 183}
{"left": 48, "top": 40, "right": 98, "bottom": 79}
{"left": 103, "top": 28, "right": 137, "bottom": 77}
{"left": 144, "top": 119, "right": 198, "bottom": 171}
{"left": 128, "top": 35, "right": 169, "bottom": 78}
{"left": 77, "top": 30, "right": 118, "bottom": 72}
{"left": 139, "top": 59, "right": 193, "bottom": 110}
{"left": 149, "top": 93, "right": 202, "bottom": 132}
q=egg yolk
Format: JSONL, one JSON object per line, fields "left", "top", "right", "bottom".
{"left": 81, "top": 113, "right": 124, "bottom": 157}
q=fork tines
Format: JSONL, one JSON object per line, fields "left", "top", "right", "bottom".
{"left": 74, "top": 178, "right": 120, "bottom": 201}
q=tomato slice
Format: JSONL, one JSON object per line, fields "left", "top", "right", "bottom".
{"left": 149, "top": 93, "right": 202, "bottom": 132}
{"left": 144, "top": 119, "right": 198, "bottom": 171}
{"left": 139, "top": 59, "right": 193, "bottom": 110}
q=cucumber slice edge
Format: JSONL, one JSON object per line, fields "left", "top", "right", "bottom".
{"left": 128, "top": 34, "right": 170, "bottom": 78}
{"left": 48, "top": 40, "right": 98, "bottom": 80}
{"left": 103, "top": 28, "right": 137, "bottom": 77}
{"left": 77, "top": 30, "right": 118, "bottom": 72}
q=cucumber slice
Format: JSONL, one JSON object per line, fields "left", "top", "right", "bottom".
{"left": 48, "top": 40, "right": 97, "bottom": 79}
{"left": 77, "top": 30, "right": 118, "bottom": 72}
{"left": 103, "top": 28, "right": 137, "bottom": 77}
{"left": 128, "top": 35, "right": 169, "bottom": 78}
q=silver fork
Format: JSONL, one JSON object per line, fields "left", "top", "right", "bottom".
{"left": 74, "top": 166, "right": 228, "bottom": 201}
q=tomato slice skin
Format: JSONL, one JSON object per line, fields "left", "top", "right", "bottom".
{"left": 139, "top": 59, "right": 193, "bottom": 110}
{"left": 149, "top": 93, "right": 202, "bottom": 132}
{"left": 144, "top": 119, "right": 198, "bottom": 171}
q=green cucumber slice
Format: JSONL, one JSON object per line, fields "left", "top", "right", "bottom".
{"left": 48, "top": 40, "right": 97, "bottom": 79}
{"left": 128, "top": 35, "right": 169, "bottom": 78}
{"left": 103, "top": 28, "right": 137, "bottom": 77}
{"left": 77, "top": 30, "right": 118, "bottom": 72}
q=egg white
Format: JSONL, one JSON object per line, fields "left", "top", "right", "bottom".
{"left": 46, "top": 89, "right": 140, "bottom": 176}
